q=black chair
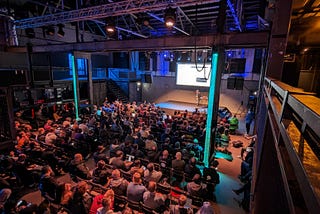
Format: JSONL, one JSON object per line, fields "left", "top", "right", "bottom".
{"left": 127, "top": 199, "right": 140, "bottom": 212}
{"left": 140, "top": 202, "right": 159, "bottom": 214}
{"left": 120, "top": 169, "right": 132, "bottom": 182}
{"left": 114, "top": 194, "right": 127, "bottom": 212}
{"left": 139, "top": 158, "right": 150, "bottom": 167}
{"left": 157, "top": 183, "right": 171, "bottom": 195}
{"left": 172, "top": 169, "right": 184, "bottom": 182}
{"left": 188, "top": 194, "right": 203, "bottom": 208}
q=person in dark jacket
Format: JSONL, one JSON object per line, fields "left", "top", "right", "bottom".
{"left": 39, "top": 165, "right": 62, "bottom": 202}
{"left": 106, "top": 169, "right": 128, "bottom": 196}
{"left": 70, "top": 181, "right": 92, "bottom": 214}
{"left": 184, "top": 157, "right": 201, "bottom": 181}
{"left": 69, "top": 153, "right": 92, "bottom": 180}
{"left": 203, "top": 160, "right": 220, "bottom": 201}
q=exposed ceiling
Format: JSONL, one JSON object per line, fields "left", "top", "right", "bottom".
{"left": 1, "top": 0, "right": 267, "bottom": 43}
{"left": 289, "top": 0, "right": 320, "bottom": 47}
{"left": 3, "top": 0, "right": 319, "bottom": 52}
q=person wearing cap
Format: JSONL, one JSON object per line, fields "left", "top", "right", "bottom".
{"left": 127, "top": 173, "right": 147, "bottom": 202}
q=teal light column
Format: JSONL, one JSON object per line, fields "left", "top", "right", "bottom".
{"left": 72, "top": 55, "right": 80, "bottom": 120}
{"left": 204, "top": 52, "right": 218, "bottom": 167}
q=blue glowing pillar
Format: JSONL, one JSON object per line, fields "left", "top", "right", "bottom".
{"left": 204, "top": 52, "right": 218, "bottom": 167}
{"left": 71, "top": 55, "right": 80, "bottom": 120}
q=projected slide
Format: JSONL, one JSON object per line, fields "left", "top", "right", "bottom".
{"left": 176, "top": 63, "right": 211, "bottom": 87}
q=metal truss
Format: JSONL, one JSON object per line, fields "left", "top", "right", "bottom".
{"left": 226, "top": 0, "right": 242, "bottom": 32}
{"left": 15, "top": 0, "right": 219, "bottom": 29}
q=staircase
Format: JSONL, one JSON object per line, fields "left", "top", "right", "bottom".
{"left": 107, "top": 79, "right": 129, "bottom": 103}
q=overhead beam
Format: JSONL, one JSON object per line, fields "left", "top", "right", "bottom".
{"left": 15, "top": 0, "right": 219, "bottom": 29}
{"left": 8, "top": 32, "right": 269, "bottom": 53}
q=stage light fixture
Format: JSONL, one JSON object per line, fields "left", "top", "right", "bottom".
{"left": 105, "top": 19, "right": 116, "bottom": 34}
{"left": 164, "top": 7, "right": 176, "bottom": 28}
{"left": 57, "top": 24, "right": 65, "bottom": 37}
{"left": 46, "top": 26, "right": 55, "bottom": 36}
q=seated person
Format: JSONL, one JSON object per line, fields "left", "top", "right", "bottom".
{"left": 69, "top": 153, "right": 92, "bottom": 180}
{"left": 39, "top": 165, "right": 62, "bottom": 202}
{"left": 93, "top": 145, "right": 108, "bottom": 164}
{"left": 197, "top": 201, "right": 215, "bottom": 214}
{"left": 143, "top": 181, "right": 166, "bottom": 211}
{"left": 184, "top": 157, "right": 201, "bottom": 181}
{"left": 172, "top": 152, "right": 185, "bottom": 172}
{"left": 90, "top": 189, "right": 115, "bottom": 214}
{"left": 129, "top": 159, "right": 144, "bottom": 176}
{"left": 60, "top": 183, "right": 73, "bottom": 207}
{"left": 169, "top": 194, "right": 193, "bottom": 214}
{"left": 96, "top": 197, "right": 118, "bottom": 214}
{"left": 144, "top": 163, "right": 162, "bottom": 183}
{"left": 13, "top": 153, "right": 36, "bottom": 187}
{"left": 70, "top": 181, "right": 93, "bottom": 214}
{"left": 130, "top": 144, "right": 144, "bottom": 159}
{"left": 109, "top": 151, "right": 127, "bottom": 171}
{"left": 127, "top": 173, "right": 146, "bottom": 202}
{"left": 159, "top": 150, "right": 172, "bottom": 168}
{"left": 186, "top": 174, "right": 207, "bottom": 198}
{"left": 106, "top": 169, "right": 128, "bottom": 196}
{"left": 0, "top": 188, "right": 11, "bottom": 211}
{"left": 92, "top": 160, "right": 109, "bottom": 185}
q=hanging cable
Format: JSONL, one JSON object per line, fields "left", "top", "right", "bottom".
{"left": 194, "top": 4, "right": 207, "bottom": 73}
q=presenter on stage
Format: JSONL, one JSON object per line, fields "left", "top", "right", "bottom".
{"left": 196, "top": 89, "right": 201, "bottom": 106}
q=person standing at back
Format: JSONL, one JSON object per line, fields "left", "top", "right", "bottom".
{"left": 245, "top": 109, "right": 254, "bottom": 136}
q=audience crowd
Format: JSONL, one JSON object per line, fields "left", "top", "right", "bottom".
{"left": 0, "top": 98, "right": 235, "bottom": 214}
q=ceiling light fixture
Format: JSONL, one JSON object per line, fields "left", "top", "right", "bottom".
{"left": 164, "top": 7, "right": 176, "bottom": 28}
{"left": 46, "top": 26, "right": 55, "bottom": 36}
{"left": 106, "top": 19, "right": 116, "bottom": 34}
{"left": 57, "top": 24, "right": 65, "bottom": 37}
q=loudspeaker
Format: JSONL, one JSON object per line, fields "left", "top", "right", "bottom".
{"left": 227, "top": 77, "right": 244, "bottom": 90}
{"left": 227, "top": 77, "right": 236, "bottom": 89}
{"left": 235, "top": 77, "right": 244, "bottom": 90}
{"left": 142, "top": 74, "right": 152, "bottom": 83}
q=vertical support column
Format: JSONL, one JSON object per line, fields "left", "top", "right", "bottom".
{"left": 87, "top": 55, "right": 93, "bottom": 105}
{"left": 6, "top": 87, "right": 16, "bottom": 140}
{"left": 265, "top": 0, "right": 293, "bottom": 79}
{"left": 130, "top": 51, "right": 139, "bottom": 72}
{"left": 72, "top": 54, "right": 80, "bottom": 120}
{"left": 26, "top": 43, "right": 34, "bottom": 88}
{"left": 204, "top": 46, "right": 224, "bottom": 167}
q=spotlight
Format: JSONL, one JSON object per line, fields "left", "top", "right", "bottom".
{"left": 46, "top": 26, "right": 55, "bottom": 36}
{"left": 164, "top": 7, "right": 176, "bottom": 28}
{"left": 57, "top": 24, "right": 65, "bottom": 37}
{"left": 105, "top": 19, "right": 116, "bottom": 34}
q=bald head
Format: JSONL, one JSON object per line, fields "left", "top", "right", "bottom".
{"left": 147, "top": 181, "right": 156, "bottom": 192}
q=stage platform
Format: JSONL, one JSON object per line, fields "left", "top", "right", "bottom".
{"left": 155, "top": 100, "right": 208, "bottom": 114}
